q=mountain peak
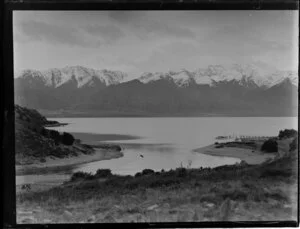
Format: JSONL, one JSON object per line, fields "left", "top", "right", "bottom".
{"left": 16, "top": 66, "right": 128, "bottom": 88}
{"left": 139, "top": 70, "right": 194, "bottom": 87}
{"left": 137, "top": 64, "right": 297, "bottom": 89}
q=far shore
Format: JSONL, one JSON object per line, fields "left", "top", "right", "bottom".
{"left": 194, "top": 144, "right": 277, "bottom": 165}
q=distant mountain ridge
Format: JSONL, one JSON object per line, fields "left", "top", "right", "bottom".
{"left": 139, "top": 64, "right": 298, "bottom": 88}
{"left": 17, "top": 66, "right": 128, "bottom": 88}
{"left": 14, "top": 64, "right": 298, "bottom": 117}
{"left": 16, "top": 64, "right": 297, "bottom": 89}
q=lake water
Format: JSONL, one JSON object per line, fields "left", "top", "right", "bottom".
{"left": 46, "top": 117, "right": 297, "bottom": 176}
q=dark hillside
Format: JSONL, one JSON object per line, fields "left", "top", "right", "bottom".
{"left": 15, "top": 105, "right": 94, "bottom": 165}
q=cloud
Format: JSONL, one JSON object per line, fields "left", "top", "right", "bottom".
{"left": 13, "top": 11, "right": 297, "bottom": 75}
{"left": 108, "top": 11, "right": 196, "bottom": 40}
{"left": 19, "top": 21, "right": 83, "bottom": 45}
{"left": 131, "top": 41, "right": 203, "bottom": 72}
{"left": 83, "top": 24, "right": 125, "bottom": 43}
{"left": 108, "top": 11, "right": 145, "bottom": 24}
{"left": 16, "top": 20, "right": 102, "bottom": 48}
{"left": 196, "top": 23, "right": 294, "bottom": 58}
{"left": 137, "top": 20, "right": 196, "bottom": 39}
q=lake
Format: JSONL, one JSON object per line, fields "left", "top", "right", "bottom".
{"left": 46, "top": 117, "right": 297, "bottom": 176}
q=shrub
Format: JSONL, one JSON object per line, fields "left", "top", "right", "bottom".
{"left": 278, "top": 129, "right": 298, "bottom": 139}
{"left": 260, "top": 169, "right": 292, "bottom": 178}
{"left": 41, "top": 128, "right": 48, "bottom": 137}
{"left": 49, "top": 130, "right": 61, "bottom": 143}
{"left": 141, "top": 169, "right": 155, "bottom": 176}
{"left": 261, "top": 139, "right": 278, "bottom": 153}
{"left": 222, "top": 190, "right": 248, "bottom": 201}
{"left": 199, "top": 193, "right": 220, "bottom": 204}
{"left": 134, "top": 172, "right": 142, "bottom": 177}
{"left": 95, "top": 169, "right": 112, "bottom": 178}
{"left": 176, "top": 167, "right": 187, "bottom": 177}
{"left": 70, "top": 171, "right": 93, "bottom": 182}
{"left": 39, "top": 158, "right": 46, "bottom": 163}
{"left": 289, "top": 137, "right": 298, "bottom": 152}
{"left": 61, "top": 132, "right": 75, "bottom": 146}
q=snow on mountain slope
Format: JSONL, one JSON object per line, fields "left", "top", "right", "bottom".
{"left": 17, "top": 63, "right": 298, "bottom": 89}
{"left": 16, "top": 66, "right": 128, "bottom": 88}
{"left": 168, "top": 69, "right": 194, "bottom": 87}
{"left": 139, "top": 72, "right": 168, "bottom": 83}
{"left": 138, "top": 63, "right": 298, "bottom": 88}
{"left": 95, "top": 69, "right": 128, "bottom": 85}
{"left": 139, "top": 69, "right": 195, "bottom": 87}
{"left": 194, "top": 63, "right": 298, "bottom": 88}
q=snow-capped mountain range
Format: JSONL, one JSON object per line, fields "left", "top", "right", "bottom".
{"left": 139, "top": 64, "right": 298, "bottom": 88}
{"left": 17, "top": 66, "right": 128, "bottom": 88}
{"left": 14, "top": 63, "right": 298, "bottom": 117}
{"left": 16, "top": 64, "right": 298, "bottom": 89}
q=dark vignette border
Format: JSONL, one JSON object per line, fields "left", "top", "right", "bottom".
{"left": 2, "top": 0, "right": 299, "bottom": 228}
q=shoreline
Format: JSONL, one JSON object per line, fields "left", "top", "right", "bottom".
{"left": 44, "top": 122, "right": 69, "bottom": 127}
{"left": 194, "top": 144, "right": 277, "bottom": 165}
{"left": 16, "top": 127, "right": 126, "bottom": 188}
{"left": 70, "top": 132, "right": 140, "bottom": 144}
{"left": 16, "top": 149, "right": 123, "bottom": 176}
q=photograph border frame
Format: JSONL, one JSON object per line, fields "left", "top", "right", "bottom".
{"left": 2, "top": 0, "right": 299, "bottom": 228}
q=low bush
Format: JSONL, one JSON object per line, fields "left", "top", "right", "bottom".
{"left": 61, "top": 132, "right": 75, "bottom": 146}
{"left": 141, "top": 169, "right": 155, "bottom": 176}
{"left": 261, "top": 139, "right": 278, "bottom": 153}
{"left": 41, "top": 128, "right": 48, "bottom": 137}
{"left": 49, "top": 130, "right": 61, "bottom": 143}
{"left": 199, "top": 193, "right": 220, "bottom": 204}
{"left": 289, "top": 137, "right": 298, "bottom": 152}
{"left": 176, "top": 168, "right": 187, "bottom": 177}
{"left": 39, "top": 158, "right": 46, "bottom": 163}
{"left": 278, "top": 129, "right": 298, "bottom": 139}
{"left": 134, "top": 172, "right": 142, "bottom": 177}
{"left": 260, "top": 169, "right": 293, "bottom": 178}
{"left": 221, "top": 189, "right": 248, "bottom": 201}
{"left": 147, "top": 176, "right": 181, "bottom": 188}
{"left": 70, "top": 171, "right": 93, "bottom": 182}
{"left": 95, "top": 169, "right": 112, "bottom": 178}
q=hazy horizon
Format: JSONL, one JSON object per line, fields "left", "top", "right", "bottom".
{"left": 13, "top": 11, "right": 298, "bottom": 79}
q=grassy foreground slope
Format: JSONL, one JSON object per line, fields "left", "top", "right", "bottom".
{"left": 17, "top": 138, "right": 298, "bottom": 223}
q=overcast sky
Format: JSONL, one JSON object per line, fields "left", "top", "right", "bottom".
{"left": 13, "top": 11, "right": 298, "bottom": 78}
